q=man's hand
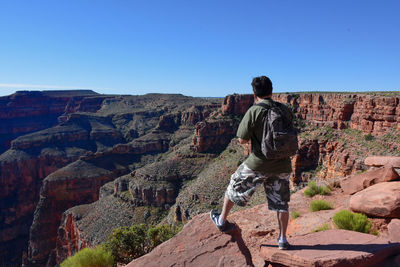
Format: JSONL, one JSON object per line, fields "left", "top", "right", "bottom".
{"left": 238, "top": 138, "right": 251, "bottom": 156}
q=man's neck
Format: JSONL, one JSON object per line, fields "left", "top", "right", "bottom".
{"left": 254, "top": 95, "right": 272, "bottom": 103}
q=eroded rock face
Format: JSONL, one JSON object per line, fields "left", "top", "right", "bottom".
{"left": 51, "top": 206, "right": 91, "bottom": 266}
{"left": 340, "top": 165, "right": 399, "bottom": 195}
{"left": 0, "top": 90, "right": 103, "bottom": 153}
{"left": 350, "top": 182, "right": 400, "bottom": 218}
{"left": 26, "top": 159, "right": 128, "bottom": 266}
{"left": 0, "top": 92, "right": 221, "bottom": 266}
{"left": 220, "top": 93, "right": 400, "bottom": 135}
{"left": 221, "top": 94, "right": 254, "bottom": 115}
{"left": 191, "top": 118, "right": 239, "bottom": 153}
{"left": 53, "top": 194, "right": 138, "bottom": 266}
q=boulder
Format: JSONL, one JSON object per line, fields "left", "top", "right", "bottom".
{"left": 349, "top": 182, "right": 400, "bottom": 218}
{"left": 340, "top": 165, "right": 399, "bottom": 195}
{"left": 260, "top": 229, "right": 400, "bottom": 267}
{"left": 365, "top": 156, "right": 400, "bottom": 168}
{"left": 388, "top": 219, "right": 400, "bottom": 242}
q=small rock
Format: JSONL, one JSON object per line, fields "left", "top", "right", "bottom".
{"left": 388, "top": 219, "right": 400, "bottom": 242}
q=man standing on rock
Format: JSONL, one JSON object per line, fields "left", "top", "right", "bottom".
{"left": 210, "top": 76, "right": 296, "bottom": 250}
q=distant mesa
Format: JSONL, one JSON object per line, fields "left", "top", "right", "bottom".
{"left": 13, "top": 89, "right": 99, "bottom": 97}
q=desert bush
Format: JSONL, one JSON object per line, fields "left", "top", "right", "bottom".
{"left": 313, "top": 223, "right": 331, "bottom": 232}
{"left": 105, "top": 224, "right": 148, "bottom": 264}
{"left": 147, "top": 224, "right": 182, "bottom": 248}
{"left": 333, "top": 210, "right": 372, "bottom": 234}
{"left": 304, "top": 181, "right": 331, "bottom": 197}
{"left": 364, "top": 133, "right": 374, "bottom": 141}
{"left": 319, "top": 186, "right": 331, "bottom": 195}
{"left": 310, "top": 200, "right": 333, "bottom": 212}
{"left": 291, "top": 211, "right": 301, "bottom": 219}
{"left": 60, "top": 246, "right": 113, "bottom": 267}
{"left": 104, "top": 223, "right": 181, "bottom": 265}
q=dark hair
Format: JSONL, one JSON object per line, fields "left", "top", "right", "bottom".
{"left": 251, "top": 76, "right": 273, "bottom": 97}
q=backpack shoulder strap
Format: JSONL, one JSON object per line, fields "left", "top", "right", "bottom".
{"left": 254, "top": 99, "right": 276, "bottom": 110}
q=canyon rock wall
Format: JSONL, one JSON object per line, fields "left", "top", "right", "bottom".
{"left": 192, "top": 93, "right": 400, "bottom": 181}
{"left": 0, "top": 92, "right": 220, "bottom": 266}
{"left": 1, "top": 91, "right": 399, "bottom": 266}
{"left": 0, "top": 90, "right": 107, "bottom": 154}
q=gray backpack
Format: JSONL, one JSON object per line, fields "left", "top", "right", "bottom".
{"left": 256, "top": 100, "right": 298, "bottom": 159}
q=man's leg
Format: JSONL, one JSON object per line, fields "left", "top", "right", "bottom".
{"left": 211, "top": 163, "right": 256, "bottom": 231}
{"left": 264, "top": 173, "right": 291, "bottom": 249}
{"left": 277, "top": 211, "right": 289, "bottom": 239}
{"left": 219, "top": 196, "right": 235, "bottom": 224}
{"left": 210, "top": 196, "right": 235, "bottom": 232}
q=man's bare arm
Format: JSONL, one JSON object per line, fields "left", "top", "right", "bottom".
{"left": 238, "top": 138, "right": 251, "bottom": 155}
{"left": 238, "top": 138, "right": 249, "bottom": 144}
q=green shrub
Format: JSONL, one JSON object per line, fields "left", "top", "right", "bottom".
{"left": 310, "top": 200, "right": 333, "bottom": 212}
{"left": 60, "top": 246, "right": 113, "bottom": 267}
{"left": 147, "top": 224, "right": 182, "bottom": 248}
{"left": 364, "top": 133, "right": 374, "bottom": 141}
{"left": 319, "top": 186, "right": 331, "bottom": 195}
{"left": 104, "top": 223, "right": 182, "bottom": 265}
{"left": 304, "top": 181, "right": 319, "bottom": 197}
{"left": 304, "top": 181, "right": 331, "bottom": 197}
{"left": 291, "top": 211, "right": 301, "bottom": 219}
{"left": 105, "top": 224, "right": 148, "bottom": 264}
{"left": 313, "top": 223, "right": 331, "bottom": 232}
{"left": 333, "top": 210, "right": 372, "bottom": 234}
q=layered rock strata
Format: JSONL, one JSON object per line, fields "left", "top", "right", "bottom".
{"left": 193, "top": 93, "right": 400, "bottom": 182}
{"left": 196, "top": 93, "right": 400, "bottom": 156}
{"left": 0, "top": 90, "right": 103, "bottom": 153}
{"left": 0, "top": 92, "right": 220, "bottom": 266}
{"left": 52, "top": 194, "right": 138, "bottom": 266}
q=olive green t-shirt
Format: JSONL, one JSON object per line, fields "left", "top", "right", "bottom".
{"left": 236, "top": 98, "right": 292, "bottom": 175}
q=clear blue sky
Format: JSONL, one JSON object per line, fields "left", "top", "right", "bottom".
{"left": 0, "top": 0, "right": 399, "bottom": 97}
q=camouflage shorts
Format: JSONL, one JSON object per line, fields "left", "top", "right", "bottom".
{"left": 225, "top": 163, "right": 290, "bottom": 211}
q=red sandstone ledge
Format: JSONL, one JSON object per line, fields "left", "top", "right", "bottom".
{"left": 260, "top": 229, "right": 400, "bottom": 267}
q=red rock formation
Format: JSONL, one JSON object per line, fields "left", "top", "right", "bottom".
{"left": 388, "top": 219, "right": 400, "bottom": 243}
{"left": 0, "top": 93, "right": 220, "bottom": 266}
{"left": 221, "top": 94, "right": 253, "bottom": 115}
{"left": 365, "top": 156, "right": 400, "bottom": 167}
{"left": 181, "top": 104, "right": 219, "bottom": 125}
{"left": 350, "top": 182, "right": 400, "bottom": 218}
{"left": 0, "top": 151, "right": 78, "bottom": 266}
{"left": 127, "top": 213, "right": 253, "bottom": 267}
{"left": 291, "top": 138, "right": 365, "bottom": 183}
{"left": 0, "top": 90, "right": 104, "bottom": 153}
{"left": 260, "top": 229, "right": 400, "bottom": 267}
{"left": 340, "top": 165, "right": 399, "bottom": 195}
{"left": 25, "top": 159, "right": 128, "bottom": 266}
{"left": 128, "top": 201, "right": 400, "bottom": 267}
{"left": 350, "top": 95, "right": 400, "bottom": 134}
{"left": 52, "top": 207, "right": 91, "bottom": 266}
{"left": 191, "top": 118, "right": 238, "bottom": 153}
{"left": 129, "top": 182, "right": 176, "bottom": 207}
{"left": 192, "top": 93, "right": 400, "bottom": 155}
